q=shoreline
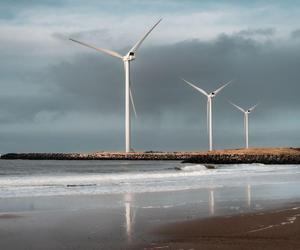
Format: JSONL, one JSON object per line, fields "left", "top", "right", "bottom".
{"left": 1, "top": 147, "right": 300, "bottom": 164}
{"left": 138, "top": 202, "right": 300, "bottom": 250}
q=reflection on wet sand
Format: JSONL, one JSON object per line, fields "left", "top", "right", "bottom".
{"left": 209, "top": 189, "right": 215, "bottom": 216}
{"left": 208, "top": 185, "right": 252, "bottom": 216}
{"left": 247, "top": 185, "right": 252, "bottom": 208}
{"left": 124, "top": 193, "right": 135, "bottom": 243}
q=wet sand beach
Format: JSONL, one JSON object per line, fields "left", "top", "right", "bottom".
{"left": 141, "top": 203, "right": 300, "bottom": 250}
{"left": 0, "top": 193, "right": 299, "bottom": 250}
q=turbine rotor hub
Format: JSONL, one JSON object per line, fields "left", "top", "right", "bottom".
{"left": 124, "top": 52, "right": 136, "bottom": 61}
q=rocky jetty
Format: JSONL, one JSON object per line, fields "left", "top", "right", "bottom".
{"left": 182, "top": 147, "right": 300, "bottom": 164}
{"left": 1, "top": 148, "right": 300, "bottom": 164}
{"left": 0, "top": 152, "right": 196, "bottom": 161}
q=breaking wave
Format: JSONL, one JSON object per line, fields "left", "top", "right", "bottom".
{"left": 175, "top": 164, "right": 210, "bottom": 171}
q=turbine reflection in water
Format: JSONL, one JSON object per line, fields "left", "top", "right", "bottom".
{"left": 209, "top": 189, "right": 215, "bottom": 216}
{"left": 247, "top": 184, "right": 252, "bottom": 208}
{"left": 124, "top": 193, "right": 135, "bottom": 243}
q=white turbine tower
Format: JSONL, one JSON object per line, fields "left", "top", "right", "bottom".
{"left": 182, "top": 79, "right": 232, "bottom": 151}
{"left": 229, "top": 101, "right": 259, "bottom": 149}
{"left": 70, "top": 19, "right": 162, "bottom": 153}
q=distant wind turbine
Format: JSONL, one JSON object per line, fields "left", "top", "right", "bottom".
{"left": 70, "top": 19, "right": 162, "bottom": 153}
{"left": 229, "top": 101, "right": 259, "bottom": 149}
{"left": 182, "top": 79, "right": 232, "bottom": 151}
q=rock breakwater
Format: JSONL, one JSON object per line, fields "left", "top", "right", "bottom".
{"left": 1, "top": 148, "right": 300, "bottom": 164}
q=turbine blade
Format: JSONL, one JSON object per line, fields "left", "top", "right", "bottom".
{"left": 249, "top": 103, "right": 259, "bottom": 112}
{"left": 129, "top": 18, "right": 162, "bottom": 53}
{"left": 213, "top": 80, "right": 233, "bottom": 95}
{"left": 182, "top": 78, "right": 208, "bottom": 96}
{"left": 69, "top": 38, "right": 123, "bottom": 59}
{"left": 228, "top": 100, "right": 245, "bottom": 113}
{"left": 130, "top": 88, "right": 137, "bottom": 118}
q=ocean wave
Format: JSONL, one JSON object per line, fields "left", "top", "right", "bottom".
{"left": 175, "top": 164, "right": 211, "bottom": 171}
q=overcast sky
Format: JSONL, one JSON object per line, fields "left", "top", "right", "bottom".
{"left": 1, "top": 0, "right": 300, "bottom": 152}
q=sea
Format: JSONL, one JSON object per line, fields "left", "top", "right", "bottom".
{"left": 0, "top": 160, "right": 299, "bottom": 199}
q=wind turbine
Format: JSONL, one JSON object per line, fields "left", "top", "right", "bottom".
{"left": 229, "top": 101, "right": 259, "bottom": 149}
{"left": 69, "top": 19, "right": 162, "bottom": 153}
{"left": 182, "top": 79, "right": 232, "bottom": 151}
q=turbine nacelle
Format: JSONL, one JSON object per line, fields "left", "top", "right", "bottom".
{"left": 123, "top": 52, "right": 136, "bottom": 61}
{"left": 182, "top": 79, "right": 232, "bottom": 99}
{"left": 229, "top": 101, "right": 259, "bottom": 114}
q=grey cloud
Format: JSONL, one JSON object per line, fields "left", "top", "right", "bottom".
{"left": 291, "top": 29, "right": 300, "bottom": 39}
{"left": 235, "top": 28, "right": 275, "bottom": 37}
{"left": 53, "top": 29, "right": 110, "bottom": 43}
{"left": 0, "top": 0, "right": 64, "bottom": 8}
{"left": 0, "top": 0, "right": 65, "bottom": 20}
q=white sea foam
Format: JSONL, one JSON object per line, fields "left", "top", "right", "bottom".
{"left": 248, "top": 213, "right": 300, "bottom": 233}
{"left": 176, "top": 164, "right": 210, "bottom": 172}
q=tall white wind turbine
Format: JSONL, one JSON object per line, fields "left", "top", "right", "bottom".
{"left": 229, "top": 101, "right": 259, "bottom": 149}
{"left": 182, "top": 79, "right": 232, "bottom": 151}
{"left": 70, "top": 19, "right": 162, "bottom": 153}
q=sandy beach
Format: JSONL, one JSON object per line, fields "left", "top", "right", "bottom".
{"left": 140, "top": 203, "right": 300, "bottom": 250}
